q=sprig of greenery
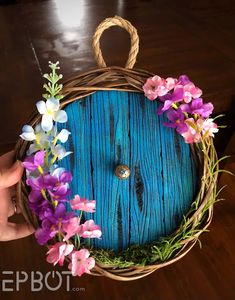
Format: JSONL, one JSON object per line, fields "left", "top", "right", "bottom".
{"left": 42, "top": 61, "right": 64, "bottom": 100}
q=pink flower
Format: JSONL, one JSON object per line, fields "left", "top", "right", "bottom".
{"left": 180, "top": 82, "right": 202, "bottom": 103}
{"left": 143, "top": 75, "right": 169, "bottom": 100}
{"left": 46, "top": 242, "right": 74, "bottom": 266}
{"left": 181, "top": 118, "right": 202, "bottom": 144}
{"left": 68, "top": 249, "right": 95, "bottom": 277}
{"left": 198, "top": 118, "right": 219, "bottom": 138}
{"left": 181, "top": 118, "right": 218, "bottom": 143}
{"left": 165, "top": 77, "right": 177, "bottom": 90}
{"left": 70, "top": 195, "right": 96, "bottom": 213}
{"left": 63, "top": 217, "right": 81, "bottom": 241}
{"left": 79, "top": 220, "right": 102, "bottom": 239}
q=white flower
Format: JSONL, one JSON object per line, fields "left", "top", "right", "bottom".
{"left": 52, "top": 167, "right": 66, "bottom": 178}
{"left": 56, "top": 129, "right": 71, "bottom": 143}
{"left": 201, "top": 118, "right": 219, "bottom": 138}
{"left": 51, "top": 144, "right": 72, "bottom": 160}
{"left": 20, "top": 125, "right": 36, "bottom": 141}
{"left": 36, "top": 97, "right": 67, "bottom": 131}
{"left": 21, "top": 124, "right": 49, "bottom": 155}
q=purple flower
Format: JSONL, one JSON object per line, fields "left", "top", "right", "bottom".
{"left": 28, "top": 189, "right": 45, "bottom": 212}
{"left": 178, "top": 75, "right": 191, "bottom": 85}
{"left": 180, "top": 98, "right": 214, "bottom": 118}
{"left": 163, "top": 109, "right": 188, "bottom": 134}
{"left": 26, "top": 171, "right": 72, "bottom": 202}
{"left": 157, "top": 87, "right": 185, "bottom": 114}
{"left": 35, "top": 203, "right": 74, "bottom": 245}
{"left": 46, "top": 203, "right": 74, "bottom": 229}
{"left": 22, "top": 151, "right": 45, "bottom": 172}
{"left": 26, "top": 175, "right": 46, "bottom": 191}
{"left": 35, "top": 219, "right": 54, "bottom": 245}
{"left": 43, "top": 171, "right": 72, "bottom": 200}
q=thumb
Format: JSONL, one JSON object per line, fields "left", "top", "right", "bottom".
{"left": 0, "top": 222, "right": 35, "bottom": 241}
{"left": 0, "top": 160, "right": 24, "bottom": 189}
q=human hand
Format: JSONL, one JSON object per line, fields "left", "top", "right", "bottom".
{"left": 0, "top": 150, "right": 35, "bottom": 241}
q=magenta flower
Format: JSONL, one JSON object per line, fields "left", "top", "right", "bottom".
{"left": 35, "top": 203, "right": 74, "bottom": 245}
{"left": 62, "top": 217, "right": 81, "bottom": 241}
{"left": 28, "top": 190, "right": 53, "bottom": 218}
{"left": 79, "top": 220, "right": 102, "bottom": 239}
{"left": 163, "top": 109, "right": 188, "bottom": 134}
{"left": 68, "top": 249, "right": 95, "bottom": 277}
{"left": 35, "top": 219, "right": 55, "bottom": 245}
{"left": 22, "top": 150, "right": 45, "bottom": 172}
{"left": 26, "top": 171, "right": 72, "bottom": 202}
{"left": 180, "top": 98, "right": 214, "bottom": 118}
{"left": 178, "top": 75, "right": 191, "bottom": 85}
{"left": 157, "top": 86, "right": 185, "bottom": 114}
{"left": 43, "top": 171, "right": 72, "bottom": 201}
{"left": 70, "top": 195, "right": 96, "bottom": 213}
{"left": 46, "top": 242, "right": 74, "bottom": 266}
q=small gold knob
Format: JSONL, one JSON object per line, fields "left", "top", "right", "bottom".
{"left": 115, "top": 164, "right": 131, "bottom": 180}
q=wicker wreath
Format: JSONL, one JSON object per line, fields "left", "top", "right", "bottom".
{"left": 15, "top": 16, "right": 219, "bottom": 281}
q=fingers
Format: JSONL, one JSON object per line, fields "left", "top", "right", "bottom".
{"left": 0, "top": 160, "right": 24, "bottom": 190}
{"left": 0, "top": 150, "right": 15, "bottom": 169}
{"left": 0, "top": 188, "right": 11, "bottom": 223}
{"left": 0, "top": 222, "right": 35, "bottom": 241}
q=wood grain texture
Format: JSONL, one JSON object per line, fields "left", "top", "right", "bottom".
{"left": 59, "top": 90, "right": 196, "bottom": 251}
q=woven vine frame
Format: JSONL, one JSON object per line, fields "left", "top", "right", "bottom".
{"left": 14, "top": 16, "right": 218, "bottom": 281}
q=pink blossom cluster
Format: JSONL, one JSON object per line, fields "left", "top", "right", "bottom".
{"left": 46, "top": 195, "right": 101, "bottom": 276}
{"left": 143, "top": 75, "right": 218, "bottom": 143}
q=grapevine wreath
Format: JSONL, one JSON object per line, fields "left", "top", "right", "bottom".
{"left": 15, "top": 16, "right": 224, "bottom": 281}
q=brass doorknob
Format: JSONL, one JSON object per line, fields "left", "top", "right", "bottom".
{"left": 115, "top": 164, "right": 131, "bottom": 180}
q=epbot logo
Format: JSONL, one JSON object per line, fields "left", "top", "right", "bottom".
{"left": 1, "top": 271, "right": 85, "bottom": 292}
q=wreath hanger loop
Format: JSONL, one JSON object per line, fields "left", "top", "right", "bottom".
{"left": 92, "top": 15, "right": 139, "bottom": 69}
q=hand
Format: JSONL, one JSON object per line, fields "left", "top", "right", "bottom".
{"left": 0, "top": 150, "right": 35, "bottom": 241}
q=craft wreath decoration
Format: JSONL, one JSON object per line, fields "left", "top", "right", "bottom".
{"left": 15, "top": 16, "right": 224, "bottom": 281}
{"left": 18, "top": 61, "right": 221, "bottom": 278}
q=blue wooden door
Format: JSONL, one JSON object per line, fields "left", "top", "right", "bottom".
{"left": 59, "top": 91, "right": 196, "bottom": 251}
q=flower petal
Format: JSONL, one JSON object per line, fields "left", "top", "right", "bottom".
{"left": 54, "top": 110, "right": 68, "bottom": 123}
{"left": 36, "top": 101, "right": 46, "bottom": 114}
{"left": 20, "top": 131, "right": 36, "bottom": 141}
{"left": 56, "top": 129, "right": 71, "bottom": 143}
{"left": 22, "top": 125, "right": 34, "bottom": 133}
{"left": 46, "top": 97, "right": 60, "bottom": 112}
{"left": 41, "top": 114, "right": 53, "bottom": 131}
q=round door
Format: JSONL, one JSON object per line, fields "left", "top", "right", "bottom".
{"left": 58, "top": 90, "right": 196, "bottom": 251}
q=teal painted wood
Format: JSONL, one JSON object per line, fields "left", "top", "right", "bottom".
{"left": 129, "top": 93, "right": 165, "bottom": 245}
{"left": 58, "top": 90, "right": 196, "bottom": 252}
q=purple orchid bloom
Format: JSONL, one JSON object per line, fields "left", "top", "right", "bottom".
{"left": 163, "top": 109, "right": 188, "bottom": 134}
{"left": 178, "top": 75, "right": 191, "bottom": 85}
{"left": 22, "top": 150, "right": 45, "bottom": 172}
{"left": 26, "top": 171, "right": 72, "bottom": 202}
{"left": 28, "top": 190, "right": 46, "bottom": 215}
{"left": 35, "top": 218, "right": 55, "bottom": 245}
{"left": 35, "top": 203, "right": 74, "bottom": 245}
{"left": 180, "top": 98, "right": 214, "bottom": 118}
{"left": 26, "top": 175, "right": 46, "bottom": 191}
{"left": 157, "top": 87, "right": 185, "bottom": 115}
{"left": 43, "top": 171, "right": 72, "bottom": 200}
